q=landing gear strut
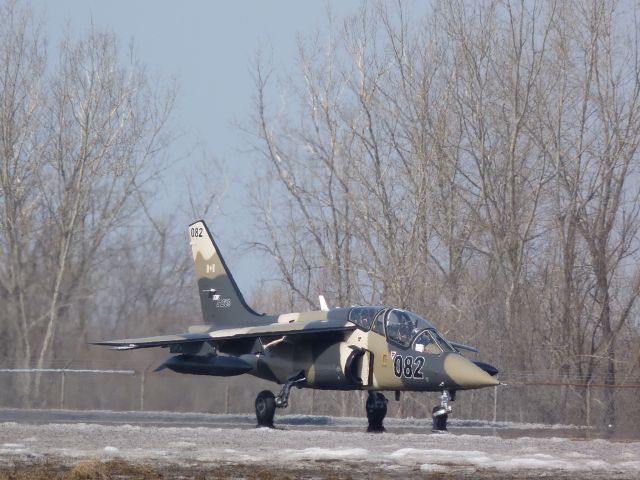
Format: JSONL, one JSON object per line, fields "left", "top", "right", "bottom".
{"left": 432, "top": 389, "right": 453, "bottom": 432}
{"left": 366, "top": 391, "right": 388, "bottom": 432}
{"left": 255, "top": 373, "right": 305, "bottom": 428}
{"left": 275, "top": 373, "right": 305, "bottom": 408}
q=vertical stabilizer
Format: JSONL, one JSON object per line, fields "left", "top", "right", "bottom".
{"left": 189, "top": 220, "right": 266, "bottom": 326}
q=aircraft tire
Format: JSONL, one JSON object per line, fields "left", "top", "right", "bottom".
{"left": 366, "top": 392, "right": 387, "bottom": 433}
{"left": 255, "top": 390, "right": 276, "bottom": 428}
{"left": 432, "top": 406, "right": 448, "bottom": 431}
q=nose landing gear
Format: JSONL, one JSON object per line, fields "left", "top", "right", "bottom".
{"left": 432, "top": 389, "right": 454, "bottom": 432}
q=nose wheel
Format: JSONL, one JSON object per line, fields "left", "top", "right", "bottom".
{"left": 366, "top": 391, "right": 388, "bottom": 432}
{"left": 432, "top": 390, "right": 453, "bottom": 432}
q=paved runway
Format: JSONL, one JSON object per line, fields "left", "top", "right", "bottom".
{"left": 0, "top": 407, "right": 602, "bottom": 438}
{"left": 0, "top": 408, "right": 259, "bottom": 428}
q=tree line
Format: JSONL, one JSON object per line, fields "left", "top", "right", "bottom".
{"left": 0, "top": 0, "right": 214, "bottom": 406}
{"left": 248, "top": 0, "right": 640, "bottom": 431}
{"left": 1, "top": 0, "right": 639, "bottom": 432}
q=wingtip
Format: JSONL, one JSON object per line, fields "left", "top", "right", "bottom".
{"left": 109, "top": 344, "right": 138, "bottom": 350}
{"left": 90, "top": 341, "right": 139, "bottom": 350}
{"left": 154, "top": 363, "right": 168, "bottom": 372}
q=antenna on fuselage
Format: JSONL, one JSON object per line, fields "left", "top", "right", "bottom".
{"left": 318, "top": 295, "right": 329, "bottom": 311}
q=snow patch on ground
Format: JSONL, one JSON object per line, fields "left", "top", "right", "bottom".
{"left": 419, "top": 463, "right": 450, "bottom": 473}
{"left": 168, "top": 441, "right": 197, "bottom": 448}
{"left": 282, "top": 447, "right": 369, "bottom": 461}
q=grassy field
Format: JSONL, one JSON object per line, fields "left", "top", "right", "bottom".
{"left": 1, "top": 458, "right": 635, "bottom": 480}
{"left": 0, "top": 458, "right": 407, "bottom": 480}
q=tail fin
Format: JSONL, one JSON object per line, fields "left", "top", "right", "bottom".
{"left": 189, "top": 220, "right": 266, "bottom": 326}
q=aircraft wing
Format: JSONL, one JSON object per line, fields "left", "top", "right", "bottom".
{"left": 92, "top": 318, "right": 356, "bottom": 350}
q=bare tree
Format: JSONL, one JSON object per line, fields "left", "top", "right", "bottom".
{"left": 248, "top": 0, "right": 640, "bottom": 428}
{"left": 0, "top": 0, "right": 47, "bottom": 399}
{"left": 540, "top": 0, "right": 640, "bottom": 428}
{"left": 0, "top": 2, "right": 176, "bottom": 404}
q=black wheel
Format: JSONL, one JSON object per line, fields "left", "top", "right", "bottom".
{"left": 366, "top": 392, "right": 387, "bottom": 433}
{"left": 255, "top": 390, "right": 276, "bottom": 428}
{"left": 432, "top": 406, "right": 448, "bottom": 432}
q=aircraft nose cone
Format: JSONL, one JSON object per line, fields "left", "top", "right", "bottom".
{"left": 444, "top": 354, "right": 500, "bottom": 389}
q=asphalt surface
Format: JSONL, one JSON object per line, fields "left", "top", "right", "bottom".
{"left": 0, "top": 407, "right": 610, "bottom": 440}
{"left": 0, "top": 408, "right": 259, "bottom": 428}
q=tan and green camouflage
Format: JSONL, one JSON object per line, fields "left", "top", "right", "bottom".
{"left": 95, "top": 220, "right": 499, "bottom": 394}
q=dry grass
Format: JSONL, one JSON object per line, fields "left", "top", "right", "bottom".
{"left": 0, "top": 458, "right": 619, "bottom": 479}
{"left": 0, "top": 458, "right": 347, "bottom": 480}
{"left": 0, "top": 459, "right": 160, "bottom": 480}
{"left": 69, "top": 459, "right": 161, "bottom": 479}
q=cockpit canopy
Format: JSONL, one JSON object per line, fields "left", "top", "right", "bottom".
{"left": 348, "top": 306, "right": 455, "bottom": 353}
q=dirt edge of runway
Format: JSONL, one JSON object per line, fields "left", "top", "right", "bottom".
{"left": 0, "top": 457, "right": 634, "bottom": 480}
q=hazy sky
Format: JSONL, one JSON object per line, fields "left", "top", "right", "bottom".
{"left": 32, "top": 0, "right": 362, "bottom": 295}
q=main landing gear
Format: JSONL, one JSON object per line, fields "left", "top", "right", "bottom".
{"left": 255, "top": 390, "right": 276, "bottom": 427}
{"left": 432, "top": 389, "right": 454, "bottom": 432}
{"left": 366, "top": 391, "right": 388, "bottom": 432}
{"left": 255, "top": 373, "right": 305, "bottom": 428}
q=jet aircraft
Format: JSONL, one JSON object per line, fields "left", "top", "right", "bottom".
{"left": 94, "top": 220, "right": 499, "bottom": 431}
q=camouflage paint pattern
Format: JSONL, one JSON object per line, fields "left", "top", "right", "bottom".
{"left": 189, "top": 220, "right": 275, "bottom": 327}
{"left": 95, "top": 219, "right": 498, "bottom": 394}
{"left": 248, "top": 313, "right": 498, "bottom": 391}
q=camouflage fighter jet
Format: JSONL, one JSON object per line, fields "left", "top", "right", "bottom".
{"left": 94, "top": 220, "right": 499, "bottom": 431}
